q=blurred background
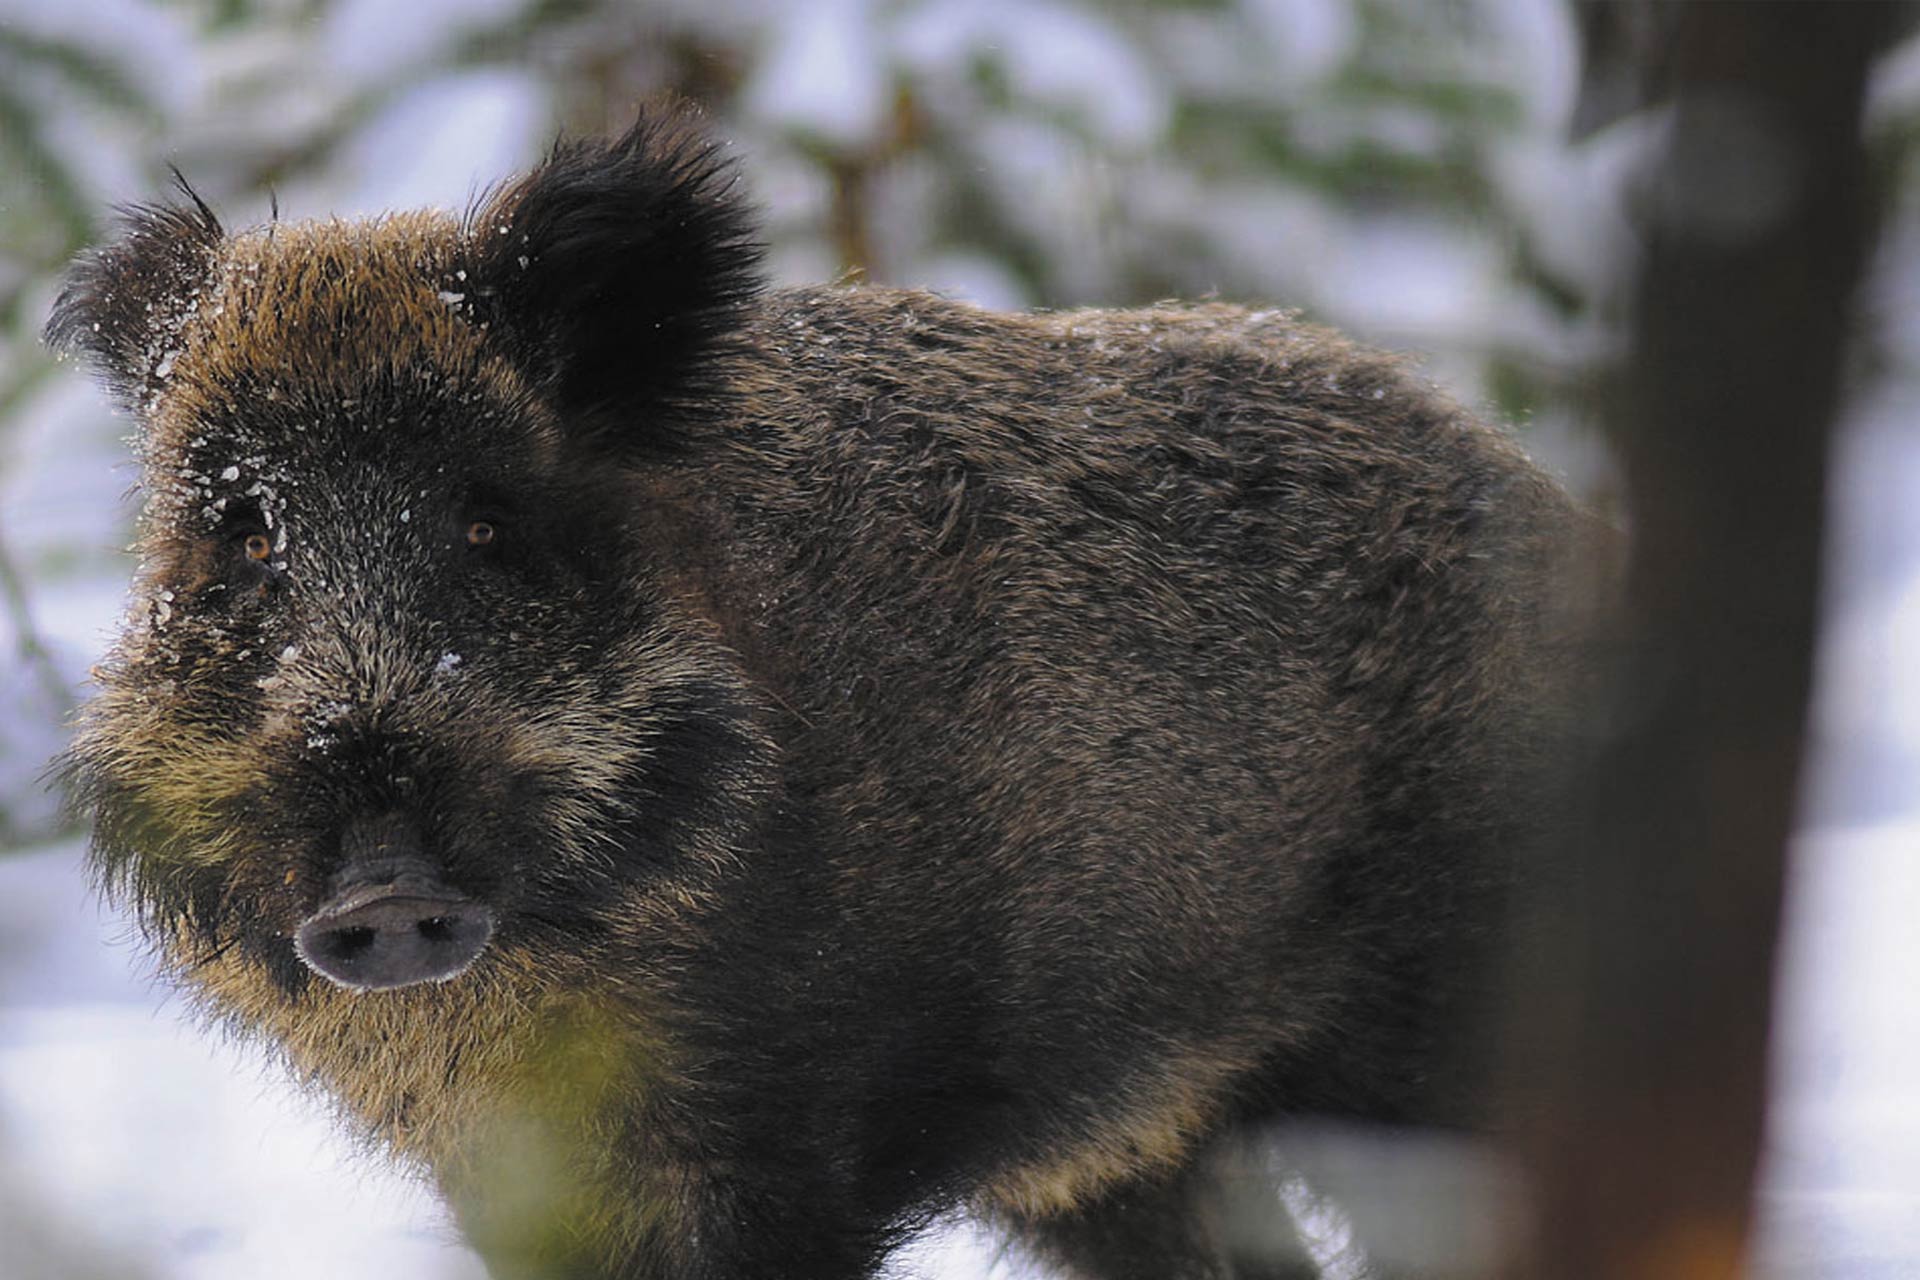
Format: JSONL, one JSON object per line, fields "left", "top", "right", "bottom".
{"left": 0, "top": 1, "right": 1915, "bottom": 1276}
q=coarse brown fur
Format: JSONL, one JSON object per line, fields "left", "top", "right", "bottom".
{"left": 49, "top": 109, "right": 1598, "bottom": 1278}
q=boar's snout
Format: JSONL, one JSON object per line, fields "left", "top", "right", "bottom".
{"left": 295, "top": 860, "right": 493, "bottom": 991}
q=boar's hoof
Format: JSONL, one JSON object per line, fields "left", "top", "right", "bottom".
{"left": 295, "top": 870, "right": 493, "bottom": 991}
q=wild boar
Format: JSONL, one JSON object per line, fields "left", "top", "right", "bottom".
{"left": 50, "top": 109, "right": 1587, "bottom": 1279}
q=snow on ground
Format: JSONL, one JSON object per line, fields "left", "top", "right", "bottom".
{"left": 1748, "top": 387, "right": 1920, "bottom": 1277}
{"left": 1758, "top": 825, "right": 1920, "bottom": 1279}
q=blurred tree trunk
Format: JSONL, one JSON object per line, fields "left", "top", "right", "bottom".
{"left": 1516, "top": 4, "right": 1898, "bottom": 1278}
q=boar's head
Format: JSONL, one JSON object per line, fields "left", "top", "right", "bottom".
{"left": 48, "top": 115, "right": 773, "bottom": 999}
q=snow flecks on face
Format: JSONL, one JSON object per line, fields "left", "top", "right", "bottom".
{"left": 301, "top": 698, "right": 356, "bottom": 754}
{"left": 243, "top": 481, "right": 281, "bottom": 531}
{"left": 301, "top": 694, "right": 355, "bottom": 756}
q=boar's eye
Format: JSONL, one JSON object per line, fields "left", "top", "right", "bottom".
{"left": 216, "top": 510, "right": 282, "bottom": 584}
{"left": 456, "top": 486, "right": 514, "bottom": 561}
{"left": 224, "top": 523, "right": 284, "bottom": 589}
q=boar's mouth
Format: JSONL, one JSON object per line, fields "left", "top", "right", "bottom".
{"left": 294, "top": 862, "right": 493, "bottom": 991}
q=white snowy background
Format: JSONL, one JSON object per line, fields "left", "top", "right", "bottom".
{"left": 0, "top": 1, "right": 1916, "bottom": 1276}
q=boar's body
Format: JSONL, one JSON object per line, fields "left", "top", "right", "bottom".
{"left": 52, "top": 119, "right": 1586, "bottom": 1280}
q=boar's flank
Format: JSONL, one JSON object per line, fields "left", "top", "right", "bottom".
{"left": 49, "top": 108, "right": 1591, "bottom": 1280}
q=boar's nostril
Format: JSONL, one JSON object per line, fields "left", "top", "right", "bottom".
{"left": 295, "top": 884, "right": 493, "bottom": 992}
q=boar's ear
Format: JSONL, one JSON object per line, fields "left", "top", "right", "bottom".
{"left": 45, "top": 176, "right": 224, "bottom": 409}
{"left": 466, "top": 108, "right": 765, "bottom": 454}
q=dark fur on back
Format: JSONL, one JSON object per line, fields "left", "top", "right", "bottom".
{"left": 50, "top": 107, "right": 1593, "bottom": 1279}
